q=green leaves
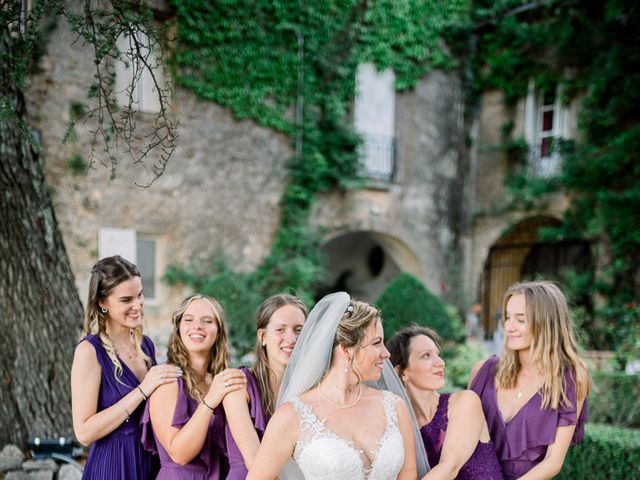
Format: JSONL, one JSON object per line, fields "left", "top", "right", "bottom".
{"left": 166, "top": 0, "right": 468, "bottom": 319}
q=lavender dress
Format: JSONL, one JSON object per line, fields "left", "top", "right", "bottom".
{"left": 224, "top": 367, "right": 270, "bottom": 480}
{"left": 81, "top": 334, "right": 157, "bottom": 480}
{"left": 420, "top": 393, "right": 504, "bottom": 479}
{"left": 470, "top": 356, "right": 587, "bottom": 480}
{"left": 141, "top": 377, "right": 229, "bottom": 479}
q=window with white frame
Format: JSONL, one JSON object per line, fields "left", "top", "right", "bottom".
{"left": 98, "top": 228, "right": 158, "bottom": 301}
{"left": 114, "top": 30, "right": 166, "bottom": 114}
{"left": 524, "top": 81, "right": 568, "bottom": 177}
{"left": 354, "top": 63, "right": 396, "bottom": 181}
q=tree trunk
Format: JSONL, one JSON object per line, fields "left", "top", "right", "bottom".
{"left": 0, "top": 30, "right": 83, "bottom": 447}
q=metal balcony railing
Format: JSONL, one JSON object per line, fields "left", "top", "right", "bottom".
{"left": 358, "top": 133, "right": 395, "bottom": 181}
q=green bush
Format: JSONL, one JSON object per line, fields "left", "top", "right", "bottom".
{"left": 443, "top": 340, "right": 492, "bottom": 390}
{"left": 375, "top": 273, "right": 464, "bottom": 341}
{"left": 589, "top": 371, "right": 640, "bottom": 428}
{"left": 558, "top": 424, "right": 640, "bottom": 479}
{"left": 164, "top": 261, "right": 263, "bottom": 354}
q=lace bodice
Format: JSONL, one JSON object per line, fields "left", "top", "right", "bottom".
{"left": 290, "top": 390, "right": 405, "bottom": 480}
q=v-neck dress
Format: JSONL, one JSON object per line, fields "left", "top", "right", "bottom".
{"left": 470, "top": 356, "right": 587, "bottom": 480}
{"left": 420, "top": 393, "right": 503, "bottom": 479}
{"left": 81, "top": 334, "right": 158, "bottom": 480}
{"left": 289, "top": 390, "right": 404, "bottom": 480}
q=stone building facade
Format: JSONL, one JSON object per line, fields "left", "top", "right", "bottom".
{"left": 24, "top": 5, "right": 587, "bottom": 343}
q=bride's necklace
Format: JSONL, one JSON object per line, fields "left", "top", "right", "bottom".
{"left": 318, "top": 382, "right": 362, "bottom": 409}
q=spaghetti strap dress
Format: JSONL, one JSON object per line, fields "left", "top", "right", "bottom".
{"left": 470, "top": 356, "right": 587, "bottom": 480}
{"left": 81, "top": 334, "right": 158, "bottom": 480}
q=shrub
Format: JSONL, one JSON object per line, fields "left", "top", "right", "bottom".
{"left": 443, "top": 340, "right": 492, "bottom": 390}
{"left": 375, "top": 273, "right": 464, "bottom": 341}
{"left": 589, "top": 371, "right": 640, "bottom": 428}
{"left": 558, "top": 424, "right": 640, "bottom": 479}
{"left": 164, "top": 260, "right": 262, "bottom": 354}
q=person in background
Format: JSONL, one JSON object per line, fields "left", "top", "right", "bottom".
{"left": 142, "top": 295, "right": 246, "bottom": 479}
{"left": 71, "top": 255, "right": 181, "bottom": 479}
{"left": 223, "top": 293, "right": 307, "bottom": 479}
{"left": 388, "top": 326, "right": 503, "bottom": 480}
{"left": 469, "top": 281, "right": 591, "bottom": 480}
{"left": 465, "top": 302, "right": 484, "bottom": 340}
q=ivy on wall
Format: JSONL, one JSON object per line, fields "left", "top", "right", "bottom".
{"left": 471, "top": 0, "right": 640, "bottom": 360}
{"left": 165, "top": 0, "right": 468, "bottom": 350}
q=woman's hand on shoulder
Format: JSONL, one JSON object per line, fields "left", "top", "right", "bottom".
{"left": 468, "top": 359, "right": 487, "bottom": 389}
{"left": 204, "top": 368, "right": 247, "bottom": 410}
{"left": 139, "top": 363, "right": 183, "bottom": 399}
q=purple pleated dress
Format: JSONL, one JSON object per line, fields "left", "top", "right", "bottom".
{"left": 470, "top": 356, "right": 587, "bottom": 480}
{"left": 81, "top": 334, "right": 158, "bottom": 480}
{"left": 141, "top": 377, "right": 229, "bottom": 479}
{"left": 420, "top": 393, "right": 504, "bottom": 479}
{"left": 224, "top": 367, "right": 270, "bottom": 480}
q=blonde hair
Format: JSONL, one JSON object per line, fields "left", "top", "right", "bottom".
{"left": 253, "top": 293, "right": 308, "bottom": 416}
{"left": 82, "top": 255, "right": 151, "bottom": 382}
{"left": 331, "top": 299, "right": 382, "bottom": 382}
{"left": 167, "top": 295, "right": 230, "bottom": 402}
{"left": 495, "top": 281, "right": 591, "bottom": 409}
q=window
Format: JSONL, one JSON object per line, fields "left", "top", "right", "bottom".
{"left": 114, "top": 30, "right": 166, "bottom": 114}
{"left": 354, "top": 63, "right": 396, "bottom": 181}
{"left": 98, "top": 228, "right": 159, "bottom": 301}
{"left": 524, "top": 82, "right": 567, "bottom": 177}
{"left": 136, "top": 238, "right": 156, "bottom": 299}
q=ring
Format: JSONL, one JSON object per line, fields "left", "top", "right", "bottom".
{"left": 224, "top": 381, "right": 229, "bottom": 388}
{"left": 160, "top": 372, "right": 165, "bottom": 379}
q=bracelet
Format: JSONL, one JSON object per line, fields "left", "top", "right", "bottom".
{"left": 119, "top": 403, "right": 130, "bottom": 423}
{"left": 137, "top": 385, "right": 148, "bottom": 400}
{"left": 202, "top": 399, "right": 215, "bottom": 412}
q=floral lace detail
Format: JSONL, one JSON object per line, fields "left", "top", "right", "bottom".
{"left": 290, "top": 391, "right": 404, "bottom": 480}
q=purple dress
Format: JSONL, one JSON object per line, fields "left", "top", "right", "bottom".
{"left": 224, "top": 367, "right": 270, "bottom": 480}
{"left": 81, "top": 334, "right": 157, "bottom": 480}
{"left": 420, "top": 393, "right": 504, "bottom": 479}
{"left": 141, "top": 377, "right": 229, "bottom": 479}
{"left": 470, "top": 356, "right": 587, "bottom": 480}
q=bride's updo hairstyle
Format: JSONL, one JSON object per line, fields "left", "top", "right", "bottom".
{"left": 332, "top": 300, "right": 381, "bottom": 380}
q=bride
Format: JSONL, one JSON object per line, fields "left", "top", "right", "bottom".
{"left": 246, "top": 292, "right": 429, "bottom": 480}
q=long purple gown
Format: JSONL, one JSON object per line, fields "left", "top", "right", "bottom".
{"left": 81, "top": 334, "right": 157, "bottom": 480}
{"left": 224, "top": 367, "right": 270, "bottom": 480}
{"left": 420, "top": 393, "right": 504, "bottom": 479}
{"left": 141, "top": 377, "right": 229, "bottom": 479}
{"left": 470, "top": 356, "right": 587, "bottom": 480}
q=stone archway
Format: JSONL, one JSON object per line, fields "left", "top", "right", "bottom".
{"left": 318, "top": 231, "right": 422, "bottom": 303}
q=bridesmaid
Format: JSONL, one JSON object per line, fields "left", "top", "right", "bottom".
{"left": 223, "top": 293, "right": 307, "bottom": 478}
{"left": 142, "top": 295, "right": 247, "bottom": 479}
{"left": 387, "top": 326, "right": 503, "bottom": 480}
{"left": 469, "top": 281, "right": 591, "bottom": 480}
{"left": 71, "top": 255, "right": 181, "bottom": 479}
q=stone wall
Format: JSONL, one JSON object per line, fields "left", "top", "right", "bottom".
{"left": 25, "top": 10, "right": 291, "bottom": 340}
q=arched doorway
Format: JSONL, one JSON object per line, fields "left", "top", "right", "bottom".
{"left": 318, "top": 231, "right": 422, "bottom": 302}
{"left": 480, "top": 216, "right": 593, "bottom": 335}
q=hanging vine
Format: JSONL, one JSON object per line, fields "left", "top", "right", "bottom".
{"left": 164, "top": 0, "right": 468, "bottom": 349}
{"left": 471, "top": 0, "right": 640, "bottom": 359}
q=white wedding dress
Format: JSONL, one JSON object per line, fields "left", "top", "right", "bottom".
{"left": 289, "top": 390, "right": 405, "bottom": 480}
